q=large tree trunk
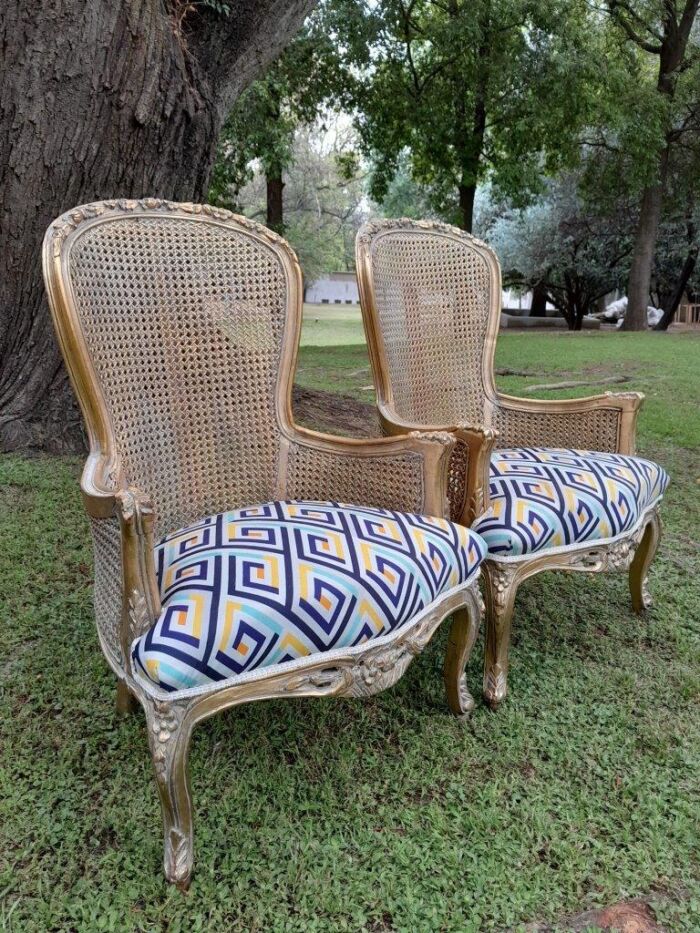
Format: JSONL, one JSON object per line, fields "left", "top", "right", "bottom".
{"left": 654, "top": 232, "right": 699, "bottom": 330}
{"left": 0, "top": 0, "right": 315, "bottom": 453}
{"left": 623, "top": 167, "right": 667, "bottom": 331}
{"left": 529, "top": 282, "right": 548, "bottom": 317}
{"left": 458, "top": 183, "right": 477, "bottom": 234}
{"left": 266, "top": 165, "right": 285, "bottom": 233}
{"left": 620, "top": 0, "right": 700, "bottom": 331}
{"left": 453, "top": 23, "right": 487, "bottom": 233}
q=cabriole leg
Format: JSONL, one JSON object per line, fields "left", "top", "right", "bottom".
{"left": 144, "top": 699, "right": 195, "bottom": 889}
{"left": 116, "top": 679, "right": 137, "bottom": 716}
{"left": 444, "top": 588, "right": 482, "bottom": 717}
{"left": 629, "top": 510, "right": 662, "bottom": 613}
{"left": 482, "top": 563, "right": 519, "bottom": 709}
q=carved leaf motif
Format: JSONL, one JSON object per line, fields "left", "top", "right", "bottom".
{"left": 128, "top": 589, "right": 151, "bottom": 641}
{"left": 356, "top": 217, "right": 494, "bottom": 256}
{"left": 167, "top": 829, "right": 192, "bottom": 884}
{"left": 49, "top": 198, "right": 287, "bottom": 253}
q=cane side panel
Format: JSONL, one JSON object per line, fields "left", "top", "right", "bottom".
{"left": 447, "top": 441, "right": 470, "bottom": 522}
{"left": 285, "top": 442, "right": 425, "bottom": 513}
{"left": 90, "top": 514, "right": 124, "bottom": 669}
{"left": 492, "top": 405, "right": 621, "bottom": 453}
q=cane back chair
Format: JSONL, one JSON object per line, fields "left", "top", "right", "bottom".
{"left": 356, "top": 218, "right": 668, "bottom": 708}
{"left": 43, "top": 200, "right": 488, "bottom": 887}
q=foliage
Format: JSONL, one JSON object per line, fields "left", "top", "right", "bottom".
{"left": 209, "top": 23, "right": 342, "bottom": 215}
{"left": 319, "top": 0, "right": 603, "bottom": 230}
{"left": 1, "top": 331, "right": 699, "bottom": 930}
{"left": 373, "top": 151, "right": 437, "bottom": 220}
{"left": 591, "top": 1, "right": 700, "bottom": 328}
{"left": 231, "top": 123, "right": 368, "bottom": 284}
{"left": 481, "top": 173, "right": 634, "bottom": 329}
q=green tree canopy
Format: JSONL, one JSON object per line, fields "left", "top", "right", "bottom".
{"left": 321, "top": 0, "right": 603, "bottom": 231}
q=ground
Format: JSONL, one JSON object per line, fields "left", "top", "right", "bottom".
{"left": 0, "top": 312, "right": 698, "bottom": 932}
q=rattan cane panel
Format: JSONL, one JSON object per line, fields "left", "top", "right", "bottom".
{"left": 370, "top": 231, "right": 491, "bottom": 425}
{"left": 91, "top": 514, "right": 123, "bottom": 668}
{"left": 69, "top": 217, "right": 287, "bottom": 537}
{"left": 286, "top": 443, "right": 426, "bottom": 514}
{"left": 494, "top": 407, "right": 621, "bottom": 452}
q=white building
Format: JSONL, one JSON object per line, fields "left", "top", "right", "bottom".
{"left": 305, "top": 274, "right": 559, "bottom": 313}
{"left": 305, "top": 272, "right": 360, "bottom": 305}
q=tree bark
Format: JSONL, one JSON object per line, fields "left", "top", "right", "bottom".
{"left": 0, "top": 0, "right": 316, "bottom": 453}
{"left": 266, "top": 166, "right": 285, "bottom": 233}
{"left": 654, "top": 232, "right": 699, "bottom": 330}
{"left": 623, "top": 156, "right": 668, "bottom": 331}
{"left": 621, "top": 0, "right": 700, "bottom": 330}
{"left": 453, "top": 17, "right": 487, "bottom": 233}
{"left": 529, "top": 281, "right": 548, "bottom": 317}
{"left": 458, "top": 183, "right": 477, "bottom": 234}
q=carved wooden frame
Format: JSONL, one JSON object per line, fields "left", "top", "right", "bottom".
{"left": 42, "top": 200, "right": 484, "bottom": 888}
{"left": 356, "top": 218, "right": 663, "bottom": 708}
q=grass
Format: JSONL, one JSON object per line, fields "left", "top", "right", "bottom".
{"left": 1, "top": 326, "right": 699, "bottom": 931}
{"left": 298, "top": 307, "right": 700, "bottom": 448}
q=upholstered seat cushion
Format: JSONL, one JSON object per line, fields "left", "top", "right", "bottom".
{"left": 133, "top": 501, "right": 487, "bottom": 692}
{"left": 474, "top": 448, "right": 669, "bottom": 558}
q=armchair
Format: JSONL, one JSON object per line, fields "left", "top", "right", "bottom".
{"left": 356, "top": 218, "right": 668, "bottom": 708}
{"left": 43, "top": 200, "right": 487, "bottom": 887}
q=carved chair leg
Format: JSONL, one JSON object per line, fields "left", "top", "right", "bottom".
{"left": 482, "top": 564, "right": 519, "bottom": 709}
{"left": 629, "top": 510, "right": 662, "bottom": 613}
{"left": 144, "top": 699, "right": 195, "bottom": 890}
{"left": 116, "top": 679, "right": 138, "bottom": 716}
{"left": 444, "top": 589, "right": 482, "bottom": 717}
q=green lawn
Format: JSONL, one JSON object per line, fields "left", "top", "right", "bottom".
{"left": 298, "top": 307, "right": 700, "bottom": 448}
{"left": 1, "top": 329, "right": 699, "bottom": 931}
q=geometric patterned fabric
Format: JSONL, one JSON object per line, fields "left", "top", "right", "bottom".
{"left": 132, "top": 501, "right": 487, "bottom": 692}
{"left": 474, "top": 448, "right": 669, "bottom": 558}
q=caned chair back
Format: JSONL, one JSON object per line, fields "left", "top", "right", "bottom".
{"left": 43, "top": 201, "right": 302, "bottom": 538}
{"left": 356, "top": 219, "right": 501, "bottom": 429}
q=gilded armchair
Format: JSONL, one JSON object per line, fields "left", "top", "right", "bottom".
{"left": 42, "top": 201, "right": 487, "bottom": 888}
{"left": 356, "top": 218, "right": 668, "bottom": 708}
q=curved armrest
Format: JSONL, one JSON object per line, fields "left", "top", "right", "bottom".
{"left": 83, "top": 452, "right": 161, "bottom": 674}
{"left": 80, "top": 452, "right": 121, "bottom": 518}
{"left": 281, "top": 423, "right": 456, "bottom": 518}
{"left": 493, "top": 391, "right": 644, "bottom": 455}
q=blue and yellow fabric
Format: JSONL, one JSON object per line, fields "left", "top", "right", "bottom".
{"left": 474, "top": 448, "right": 669, "bottom": 558}
{"left": 133, "top": 501, "right": 487, "bottom": 692}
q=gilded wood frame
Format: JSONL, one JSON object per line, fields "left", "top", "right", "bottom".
{"left": 43, "top": 200, "right": 484, "bottom": 887}
{"left": 356, "top": 218, "right": 662, "bottom": 708}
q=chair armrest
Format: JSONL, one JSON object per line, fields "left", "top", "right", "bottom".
{"left": 81, "top": 452, "right": 161, "bottom": 674}
{"left": 374, "top": 405, "right": 497, "bottom": 526}
{"left": 80, "top": 452, "right": 121, "bottom": 518}
{"left": 493, "top": 391, "right": 644, "bottom": 455}
{"left": 280, "top": 424, "right": 456, "bottom": 519}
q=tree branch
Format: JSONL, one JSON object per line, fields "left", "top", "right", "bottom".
{"left": 607, "top": 1, "right": 663, "bottom": 53}
{"left": 186, "top": 0, "right": 319, "bottom": 122}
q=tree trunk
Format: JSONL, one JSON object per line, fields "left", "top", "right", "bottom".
{"left": 458, "top": 184, "right": 477, "bottom": 234}
{"left": 623, "top": 164, "right": 667, "bottom": 331}
{"left": 266, "top": 168, "right": 285, "bottom": 234}
{"left": 654, "top": 236, "right": 699, "bottom": 330}
{"left": 0, "top": 0, "right": 315, "bottom": 453}
{"left": 621, "top": 0, "right": 700, "bottom": 330}
{"left": 530, "top": 282, "right": 548, "bottom": 317}
{"left": 453, "top": 21, "right": 487, "bottom": 234}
